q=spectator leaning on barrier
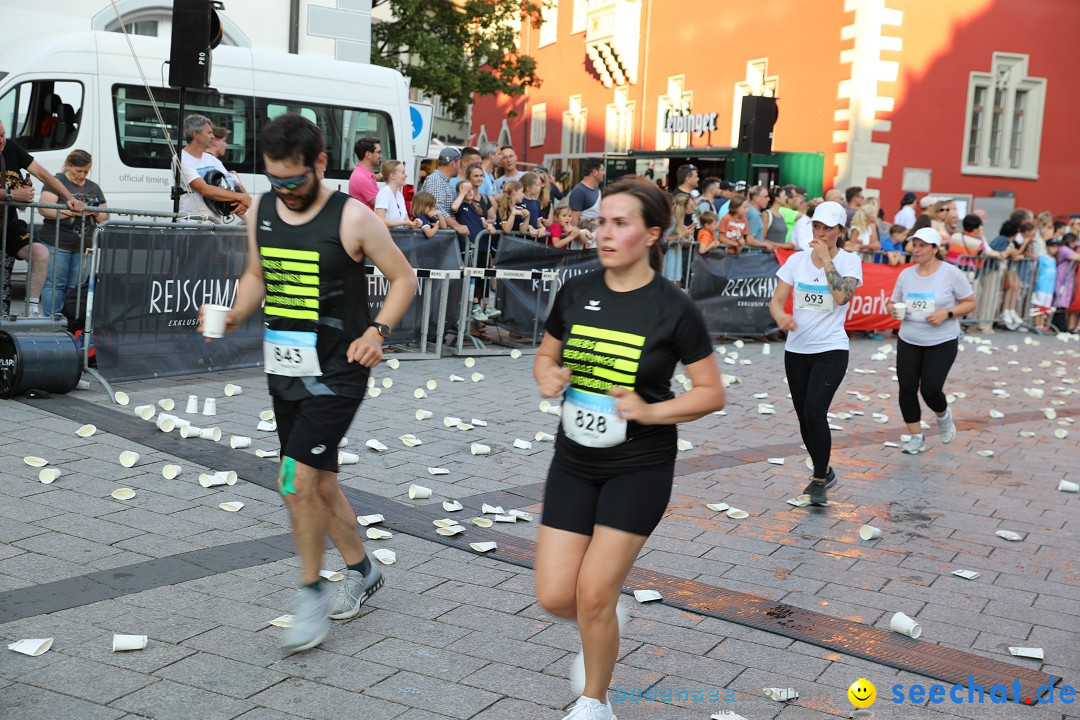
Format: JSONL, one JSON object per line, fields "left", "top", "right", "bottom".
{"left": 495, "top": 180, "right": 528, "bottom": 235}
{"left": 713, "top": 196, "right": 750, "bottom": 255}
{"left": 347, "top": 137, "right": 381, "bottom": 209}
{"left": 1055, "top": 232, "right": 1078, "bottom": 332}
{"left": 764, "top": 187, "right": 790, "bottom": 246}
{"left": 520, "top": 172, "right": 548, "bottom": 238}
{"left": 745, "top": 184, "right": 768, "bottom": 243}
{"left": 847, "top": 199, "right": 881, "bottom": 254}
{"left": 948, "top": 213, "right": 985, "bottom": 264}
{"left": 208, "top": 126, "right": 246, "bottom": 197}
{"left": 1031, "top": 238, "right": 1059, "bottom": 334}
{"left": 38, "top": 149, "right": 107, "bottom": 316}
{"left": 568, "top": 157, "right": 604, "bottom": 229}
{"left": 671, "top": 164, "right": 699, "bottom": 223}
{"left": 663, "top": 194, "right": 695, "bottom": 286}
{"left": 881, "top": 224, "right": 908, "bottom": 266}
{"left": 177, "top": 114, "right": 251, "bottom": 222}
{"left": 420, "top": 147, "right": 470, "bottom": 237}
{"left": 373, "top": 160, "right": 418, "bottom": 230}
{"left": 549, "top": 204, "right": 591, "bottom": 250}
{"left": 0, "top": 119, "right": 86, "bottom": 317}
{"left": 696, "top": 177, "right": 721, "bottom": 217}
{"left": 410, "top": 191, "right": 444, "bottom": 238}
{"left": 464, "top": 162, "right": 494, "bottom": 221}
{"left": 894, "top": 192, "right": 917, "bottom": 229}
{"left": 695, "top": 211, "right": 721, "bottom": 254}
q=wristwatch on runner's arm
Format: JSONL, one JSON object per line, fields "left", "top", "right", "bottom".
{"left": 369, "top": 321, "right": 390, "bottom": 339}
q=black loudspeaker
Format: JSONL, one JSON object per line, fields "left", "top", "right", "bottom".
{"left": 168, "top": 0, "right": 224, "bottom": 89}
{"left": 737, "top": 96, "right": 779, "bottom": 155}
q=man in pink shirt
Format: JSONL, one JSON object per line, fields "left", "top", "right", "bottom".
{"left": 348, "top": 137, "right": 382, "bottom": 208}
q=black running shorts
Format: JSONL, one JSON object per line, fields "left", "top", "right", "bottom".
{"left": 273, "top": 394, "right": 362, "bottom": 473}
{"left": 540, "top": 452, "right": 674, "bottom": 537}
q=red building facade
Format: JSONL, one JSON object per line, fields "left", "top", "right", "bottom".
{"left": 470, "top": 0, "right": 1079, "bottom": 215}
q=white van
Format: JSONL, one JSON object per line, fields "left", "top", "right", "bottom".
{"left": 0, "top": 28, "right": 415, "bottom": 213}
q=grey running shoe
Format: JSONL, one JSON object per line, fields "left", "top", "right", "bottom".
{"left": 902, "top": 435, "right": 926, "bottom": 454}
{"left": 806, "top": 477, "right": 830, "bottom": 506}
{"left": 938, "top": 413, "right": 956, "bottom": 444}
{"left": 329, "top": 565, "right": 383, "bottom": 620}
{"left": 802, "top": 467, "right": 837, "bottom": 498}
{"left": 283, "top": 585, "right": 331, "bottom": 653}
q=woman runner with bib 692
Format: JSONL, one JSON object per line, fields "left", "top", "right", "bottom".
{"left": 769, "top": 201, "right": 862, "bottom": 506}
{"left": 887, "top": 227, "right": 976, "bottom": 454}
{"left": 532, "top": 177, "right": 725, "bottom": 720}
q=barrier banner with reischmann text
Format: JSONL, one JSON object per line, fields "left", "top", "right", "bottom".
{"left": 492, "top": 234, "right": 603, "bottom": 336}
{"left": 687, "top": 251, "right": 780, "bottom": 336}
{"left": 92, "top": 224, "right": 459, "bottom": 382}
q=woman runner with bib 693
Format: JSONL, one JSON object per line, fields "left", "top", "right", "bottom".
{"left": 887, "top": 227, "right": 976, "bottom": 454}
{"left": 769, "top": 201, "right": 862, "bottom": 506}
{"left": 533, "top": 177, "right": 725, "bottom": 720}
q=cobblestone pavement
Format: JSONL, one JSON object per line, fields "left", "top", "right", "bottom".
{"left": 0, "top": 332, "right": 1077, "bottom": 720}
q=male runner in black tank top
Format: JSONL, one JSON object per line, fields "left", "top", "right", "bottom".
{"left": 200, "top": 114, "right": 417, "bottom": 652}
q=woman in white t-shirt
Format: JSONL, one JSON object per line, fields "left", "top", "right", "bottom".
{"left": 769, "top": 201, "right": 863, "bottom": 506}
{"left": 887, "top": 227, "right": 976, "bottom": 455}
{"left": 374, "top": 160, "right": 420, "bottom": 230}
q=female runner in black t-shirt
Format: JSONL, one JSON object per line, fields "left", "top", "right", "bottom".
{"left": 532, "top": 177, "right": 726, "bottom": 720}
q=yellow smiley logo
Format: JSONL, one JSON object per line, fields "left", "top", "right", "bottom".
{"left": 848, "top": 678, "right": 876, "bottom": 709}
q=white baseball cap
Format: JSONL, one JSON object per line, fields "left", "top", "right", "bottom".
{"left": 911, "top": 227, "right": 943, "bottom": 246}
{"left": 811, "top": 201, "right": 847, "bottom": 228}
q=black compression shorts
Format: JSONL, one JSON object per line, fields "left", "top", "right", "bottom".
{"left": 540, "top": 452, "right": 674, "bottom": 537}
{"left": 273, "top": 394, "right": 362, "bottom": 473}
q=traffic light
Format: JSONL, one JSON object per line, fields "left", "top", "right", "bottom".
{"left": 168, "top": 0, "right": 225, "bottom": 89}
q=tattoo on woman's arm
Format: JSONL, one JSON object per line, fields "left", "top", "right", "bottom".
{"left": 824, "top": 266, "right": 858, "bottom": 304}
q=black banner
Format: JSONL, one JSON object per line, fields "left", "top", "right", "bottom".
{"left": 687, "top": 251, "right": 780, "bottom": 336}
{"left": 93, "top": 223, "right": 261, "bottom": 382}
{"left": 492, "top": 234, "right": 603, "bottom": 335}
{"left": 92, "top": 225, "right": 461, "bottom": 382}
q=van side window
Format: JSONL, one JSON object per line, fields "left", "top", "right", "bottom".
{"left": 113, "top": 84, "right": 253, "bottom": 171}
{"left": 257, "top": 99, "right": 394, "bottom": 181}
{"left": 0, "top": 80, "right": 84, "bottom": 151}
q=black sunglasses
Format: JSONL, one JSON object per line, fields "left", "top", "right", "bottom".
{"left": 265, "top": 168, "right": 314, "bottom": 190}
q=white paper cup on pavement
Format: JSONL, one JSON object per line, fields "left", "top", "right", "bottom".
{"left": 112, "top": 634, "right": 147, "bottom": 652}
{"left": 409, "top": 484, "right": 432, "bottom": 500}
{"left": 180, "top": 425, "right": 201, "bottom": 439}
{"left": 119, "top": 451, "right": 140, "bottom": 468}
{"left": 892, "top": 302, "right": 907, "bottom": 320}
{"left": 201, "top": 304, "right": 230, "bottom": 338}
{"left": 185, "top": 395, "right": 199, "bottom": 413}
{"left": 202, "top": 398, "right": 216, "bottom": 416}
{"left": 230, "top": 435, "right": 251, "bottom": 449}
{"left": 470, "top": 443, "right": 491, "bottom": 456}
{"left": 224, "top": 383, "right": 243, "bottom": 396}
{"left": 7, "top": 638, "right": 53, "bottom": 656}
{"left": 214, "top": 471, "right": 238, "bottom": 486}
{"left": 39, "top": 468, "right": 61, "bottom": 484}
{"left": 76, "top": 424, "right": 97, "bottom": 438}
{"left": 154, "top": 415, "right": 175, "bottom": 432}
{"left": 416, "top": 409, "right": 433, "bottom": 420}
{"left": 158, "top": 398, "right": 175, "bottom": 411}
{"left": 199, "top": 473, "right": 226, "bottom": 488}
{"left": 859, "top": 524, "right": 882, "bottom": 541}
{"left": 1058, "top": 479, "right": 1079, "bottom": 493}
{"left": 199, "top": 427, "right": 222, "bottom": 442}
{"left": 162, "top": 464, "right": 181, "bottom": 480}
{"left": 114, "top": 391, "right": 130, "bottom": 406}
{"left": 76, "top": 379, "right": 91, "bottom": 390}
{"left": 338, "top": 451, "right": 359, "bottom": 465}
{"left": 259, "top": 410, "right": 275, "bottom": 422}
{"left": 134, "top": 404, "right": 155, "bottom": 421}
{"left": 890, "top": 612, "right": 922, "bottom": 638}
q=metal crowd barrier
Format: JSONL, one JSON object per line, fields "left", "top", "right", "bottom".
{"left": 453, "top": 230, "right": 559, "bottom": 357}
{"left": 955, "top": 254, "right": 1038, "bottom": 330}
{"left": 367, "top": 261, "right": 459, "bottom": 360}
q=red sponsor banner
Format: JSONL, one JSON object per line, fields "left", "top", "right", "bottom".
{"left": 774, "top": 249, "right": 908, "bottom": 331}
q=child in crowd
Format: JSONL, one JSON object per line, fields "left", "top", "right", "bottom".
{"left": 410, "top": 191, "right": 443, "bottom": 238}
{"left": 519, "top": 172, "right": 547, "bottom": 239}
{"left": 715, "top": 196, "right": 749, "bottom": 254}
{"left": 664, "top": 194, "right": 696, "bottom": 286}
{"left": 1031, "top": 238, "right": 1060, "bottom": 334}
{"left": 695, "top": 212, "right": 721, "bottom": 254}
{"left": 495, "top": 180, "right": 532, "bottom": 236}
{"left": 548, "top": 204, "right": 592, "bottom": 249}
{"left": 880, "top": 224, "right": 909, "bottom": 266}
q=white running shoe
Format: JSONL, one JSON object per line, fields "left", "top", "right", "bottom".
{"left": 569, "top": 603, "right": 628, "bottom": 697}
{"left": 937, "top": 412, "right": 956, "bottom": 444}
{"left": 561, "top": 695, "right": 616, "bottom": 720}
{"left": 902, "top": 435, "right": 925, "bottom": 454}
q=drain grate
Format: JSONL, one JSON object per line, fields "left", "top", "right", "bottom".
{"left": 25, "top": 395, "right": 1063, "bottom": 704}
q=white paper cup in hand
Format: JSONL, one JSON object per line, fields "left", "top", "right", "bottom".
{"left": 230, "top": 435, "right": 251, "bottom": 449}
{"left": 112, "top": 634, "right": 147, "bottom": 652}
{"left": 119, "top": 451, "right": 140, "bottom": 468}
{"left": 859, "top": 524, "right": 882, "bottom": 541}
{"left": 409, "top": 484, "right": 432, "bottom": 500}
{"left": 202, "top": 304, "right": 231, "bottom": 338}
{"left": 893, "top": 302, "right": 907, "bottom": 320}
{"left": 890, "top": 611, "right": 922, "bottom": 638}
